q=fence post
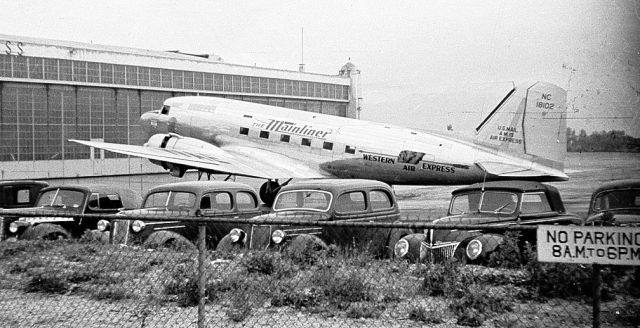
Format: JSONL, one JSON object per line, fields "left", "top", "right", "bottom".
{"left": 198, "top": 225, "right": 206, "bottom": 328}
{"left": 592, "top": 263, "right": 601, "bottom": 328}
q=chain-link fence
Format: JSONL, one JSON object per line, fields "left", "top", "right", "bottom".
{"left": 0, "top": 212, "right": 639, "bottom": 328}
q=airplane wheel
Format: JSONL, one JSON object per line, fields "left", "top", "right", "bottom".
{"left": 259, "top": 180, "right": 281, "bottom": 207}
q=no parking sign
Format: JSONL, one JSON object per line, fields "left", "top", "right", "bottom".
{"left": 537, "top": 225, "right": 640, "bottom": 266}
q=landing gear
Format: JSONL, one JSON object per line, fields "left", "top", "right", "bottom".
{"left": 259, "top": 179, "right": 292, "bottom": 207}
{"left": 259, "top": 180, "right": 281, "bottom": 207}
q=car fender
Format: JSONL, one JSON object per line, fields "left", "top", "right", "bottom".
{"left": 386, "top": 227, "right": 415, "bottom": 259}
{"left": 216, "top": 234, "right": 247, "bottom": 252}
{"left": 396, "top": 233, "right": 427, "bottom": 262}
{"left": 456, "top": 233, "right": 504, "bottom": 261}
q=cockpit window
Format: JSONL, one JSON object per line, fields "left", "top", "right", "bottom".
{"left": 160, "top": 105, "right": 170, "bottom": 115}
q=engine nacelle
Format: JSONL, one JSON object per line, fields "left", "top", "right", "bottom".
{"left": 144, "top": 133, "right": 228, "bottom": 177}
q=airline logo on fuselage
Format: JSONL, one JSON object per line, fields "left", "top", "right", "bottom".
{"left": 263, "top": 119, "right": 333, "bottom": 139}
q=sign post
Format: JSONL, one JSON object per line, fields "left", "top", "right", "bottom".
{"left": 538, "top": 225, "right": 640, "bottom": 328}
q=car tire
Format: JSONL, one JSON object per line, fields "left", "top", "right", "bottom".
{"left": 22, "top": 223, "right": 71, "bottom": 240}
{"left": 216, "top": 235, "right": 245, "bottom": 252}
{"left": 143, "top": 231, "right": 196, "bottom": 250}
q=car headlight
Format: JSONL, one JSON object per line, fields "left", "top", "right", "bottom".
{"left": 131, "top": 220, "right": 146, "bottom": 233}
{"left": 97, "top": 220, "right": 110, "bottom": 231}
{"left": 230, "top": 228, "right": 244, "bottom": 243}
{"left": 8, "top": 222, "right": 19, "bottom": 233}
{"left": 466, "top": 239, "right": 483, "bottom": 260}
{"left": 394, "top": 239, "right": 409, "bottom": 258}
{"left": 272, "top": 230, "right": 285, "bottom": 244}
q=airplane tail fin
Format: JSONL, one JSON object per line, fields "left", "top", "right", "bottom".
{"left": 474, "top": 81, "right": 567, "bottom": 172}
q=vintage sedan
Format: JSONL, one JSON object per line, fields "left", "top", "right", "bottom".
{"left": 5, "top": 184, "right": 140, "bottom": 240}
{"left": 0, "top": 180, "right": 49, "bottom": 240}
{"left": 585, "top": 179, "right": 640, "bottom": 226}
{"left": 394, "top": 180, "right": 583, "bottom": 264}
{"left": 106, "top": 181, "right": 266, "bottom": 248}
{"left": 217, "top": 179, "right": 411, "bottom": 257}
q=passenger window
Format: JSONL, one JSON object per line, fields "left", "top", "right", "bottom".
{"left": 160, "top": 105, "right": 170, "bottom": 115}
{"left": 169, "top": 192, "right": 196, "bottom": 210}
{"left": 521, "top": 193, "right": 552, "bottom": 214}
{"left": 336, "top": 191, "right": 367, "bottom": 213}
{"left": 16, "top": 189, "right": 30, "bottom": 204}
{"left": 370, "top": 190, "right": 393, "bottom": 210}
{"left": 237, "top": 192, "right": 257, "bottom": 210}
{"left": 200, "top": 196, "right": 212, "bottom": 209}
{"left": 88, "top": 193, "right": 99, "bottom": 209}
{"left": 212, "top": 192, "right": 232, "bottom": 210}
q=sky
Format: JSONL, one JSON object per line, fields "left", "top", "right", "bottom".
{"left": 1, "top": 0, "right": 639, "bottom": 136}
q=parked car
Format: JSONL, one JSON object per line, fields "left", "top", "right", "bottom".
{"left": 394, "top": 180, "right": 583, "bottom": 264}
{"left": 217, "top": 179, "right": 414, "bottom": 258}
{"left": 0, "top": 180, "right": 49, "bottom": 240}
{"left": 4, "top": 184, "right": 140, "bottom": 240}
{"left": 585, "top": 179, "right": 640, "bottom": 226}
{"left": 105, "top": 181, "right": 267, "bottom": 249}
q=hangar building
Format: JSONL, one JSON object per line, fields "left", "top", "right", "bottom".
{"left": 0, "top": 34, "right": 361, "bottom": 180}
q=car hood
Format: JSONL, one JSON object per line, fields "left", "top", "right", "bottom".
{"left": 432, "top": 213, "right": 513, "bottom": 226}
{"left": 119, "top": 208, "right": 194, "bottom": 217}
{"left": 251, "top": 211, "right": 331, "bottom": 222}
{"left": 586, "top": 210, "right": 640, "bottom": 225}
{"left": 4, "top": 206, "right": 82, "bottom": 216}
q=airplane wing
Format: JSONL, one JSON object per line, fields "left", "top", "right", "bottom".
{"left": 69, "top": 139, "right": 325, "bottom": 180}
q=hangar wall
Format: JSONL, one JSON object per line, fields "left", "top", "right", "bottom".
{"left": 0, "top": 35, "right": 358, "bottom": 180}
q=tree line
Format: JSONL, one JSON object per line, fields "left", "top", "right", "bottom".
{"left": 566, "top": 128, "right": 640, "bottom": 152}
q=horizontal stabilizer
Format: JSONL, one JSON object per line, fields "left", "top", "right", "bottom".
{"left": 475, "top": 161, "right": 568, "bottom": 180}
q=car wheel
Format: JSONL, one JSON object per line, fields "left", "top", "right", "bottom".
{"left": 215, "top": 235, "right": 245, "bottom": 252}
{"left": 143, "top": 231, "right": 196, "bottom": 250}
{"left": 22, "top": 223, "right": 71, "bottom": 240}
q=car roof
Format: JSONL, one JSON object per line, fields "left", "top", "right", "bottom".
{"left": 592, "top": 179, "right": 640, "bottom": 195}
{"left": 39, "top": 184, "right": 141, "bottom": 209}
{"left": 146, "top": 181, "right": 256, "bottom": 194}
{"left": 452, "top": 180, "right": 565, "bottom": 213}
{"left": 452, "top": 180, "right": 555, "bottom": 194}
{"left": 0, "top": 180, "right": 49, "bottom": 188}
{"left": 280, "top": 179, "right": 392, "bottom": 193}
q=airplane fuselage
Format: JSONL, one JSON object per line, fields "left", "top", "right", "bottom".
{"left": 138, "top": 96, "right": 564, "bottom": 185}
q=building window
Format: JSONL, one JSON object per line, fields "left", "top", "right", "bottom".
{"left": 323, "top": 142, "right": 333, "bottom": 150}
{"left": 302, "top": 138, "right": 311, "bottom": 146}
{"left": 260, "top": 131, "right": 269, "bottom": 139}
{"left": 239, "top": 127, "right": 249, "bottom": 135}
{"left": 345, "top": 145, "right": 356, "bottom": 154}
{"left": 280, "top": 134, "right": 290, "bottom": 142}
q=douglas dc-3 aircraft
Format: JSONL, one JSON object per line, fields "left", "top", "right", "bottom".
{"left": 72, "top": 81, "right": 568, "bottom": 205}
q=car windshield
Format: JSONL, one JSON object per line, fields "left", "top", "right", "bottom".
{"left": 143, "top": 191, "right": 196, "bottom": 210}
{"left": 450, "top": 191, "right": 518, "bottom": 214}
{"left": 593, "top": 189, "right": 640, "bottom": 212}
{"left": 273, "top": 190, "right": 332, "bottom": 212}
{"left": 36, "top": 189, "right": 85, "bottom": 209}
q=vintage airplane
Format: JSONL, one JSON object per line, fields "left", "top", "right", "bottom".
{"left": 71, "top": 81, "right": 568, "bottom": 205}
